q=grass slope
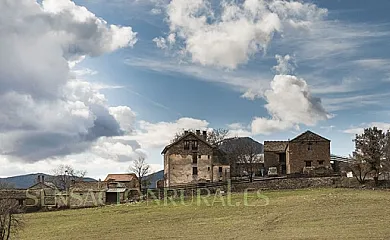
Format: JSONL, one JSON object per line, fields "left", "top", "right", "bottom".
{"left": 20, "top": 188, "right": 390, "bottom": 240}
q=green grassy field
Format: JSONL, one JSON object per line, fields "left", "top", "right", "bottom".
{"left": 19, "top": 188, "right": 390, "bottom": 240}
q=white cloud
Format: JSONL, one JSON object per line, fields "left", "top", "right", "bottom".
{"left": 273, "top": 54, "right": 296, "bottom": 74}
{"left": 150, "top": 8, "right": 162, "bottom": 15}
{"left": 109, "top": 106, "right": 137, "bottom": 133}
{"left": 127, "top": 117, "right": 210, "bottom": 149}
{"left": 251, "top": 74, "right": 330, "bottom": 134}
{"left": 125, "top": 57, "right": 269, "bottom": 98}
{"left": 322, "top": 92, "right": 390, "bottom": 112}
{"left": 153, "top": 37, "right": 168, "bottom": 49}
{"left": 159, "top": 0, "right": 327, "bottom": 69}
{"left": 344, "top": 122, "right": 390, "bottom": 135}
{"left": 0, "top": 0, "right": 138, "bottom": 162}
{"left": 0, "top": 154, "right": 163, "bottom": 180}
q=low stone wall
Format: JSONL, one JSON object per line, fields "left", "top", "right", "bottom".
{"left": 231, "top": 177, "right": 339, "bottom": 192}
{"left": 231, "top": 177, "right": 390, "bottom": 192}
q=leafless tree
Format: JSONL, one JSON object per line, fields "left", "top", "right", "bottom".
{"left": 171, "top": 129, "right": 229, "bottom": 146}
{"left": 347, "top": 153, "right": 372, "bottom": 184}
{"left": 170, "top": 128, "right": 195, "bottom": 143}
{"left": 207, "top": 128, "right": 229, "bottom": 146}
{"left": 50, "top": 165, "right": 87, "bottom": 191}
{"left": 129, "top": 156, "right": 150, "bottom": 192}
{"left": 0, "top": 199, "right": 23, "bottom": 240}
{"left": 222, "top": 137, "right": 263, "bottom": 182}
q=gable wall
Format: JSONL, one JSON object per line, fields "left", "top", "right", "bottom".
{"left": 164, "top": 134, "right": 214, "bottom": 187}
{"left": 288, "top": 140, "right": 331, "bottom": 174}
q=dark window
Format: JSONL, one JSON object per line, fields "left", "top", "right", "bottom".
{"left": 208, "top": 155, "right": 210, "bottom": 159}
{"left": 305, "top": 161, "right": 312, "bottom": 167}
{"left": 318, "top": 160, "right": 324, "bottom": 165}
{"left": 184, "top": 140, "right": 190, "bottom": 150}
{"left": 219, "top": 167, "right": 223, "bottom": 173}
{"left": 193, "top": 167, "right": 198, "bottom": 175}
{"left": 192, "top": 140, "right": 198, "bottom": 150}
{"left": 198, "top": 155, "right": 201, "bottom": 159}
{"left": 308, "top": 142, "right": 313, "bottom": 151}
{"left": 192, "top": 154, "right": 197, "bottom": 164}
{"left": 208, "top": 167, "right": 210, "bottom": 171}
{"left": 18, "top": 199, "right": 23, "bottom": 206}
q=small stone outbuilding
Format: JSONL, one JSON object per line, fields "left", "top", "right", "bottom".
{"left": 264, "top": 130, "right": 331, "bottom": 175}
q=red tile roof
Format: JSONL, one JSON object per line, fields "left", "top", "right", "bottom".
{"left": 104, "top": 173, "right": 137, "bottom": 182}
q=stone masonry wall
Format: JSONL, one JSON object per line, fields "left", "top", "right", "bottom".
{"left": 288, "top": 140, "right": 330, "bottom": 174}
{"left": 165, "top": 134, "right": 214, "bottom": 186}
{"left": 264, "top": 152, "right": 280, "bottom": 169}
{"left": 231, "top": 177, "right": 338, "bottom": 192}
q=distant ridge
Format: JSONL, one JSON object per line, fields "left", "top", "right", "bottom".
{"left": 0, "top": 173, "right": 96, "bottom": 189}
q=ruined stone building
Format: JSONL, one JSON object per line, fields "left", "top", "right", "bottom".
{"left": 162, "top": 130, "right": 230, "bottom": 187}
{"left": 264, "top": 130, "right": 331, "bottom": 175}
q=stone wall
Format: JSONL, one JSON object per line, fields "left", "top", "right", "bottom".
{"left": 288, "top": 140, "right": 331, "bottom": 174}
{"left": 231, "top": 177, "right": 338, "bottom": 192}
{"left": 212, "top": 165, "right": 230, "bottom": 182}
{"left": 264, "top": 152, "right": 280, "bottom": 172}
{"left": 165, "top": 134, "right": 214, "bottom": 186}
{"left": 69, "top": 190, "right": 105, "bottom": 208}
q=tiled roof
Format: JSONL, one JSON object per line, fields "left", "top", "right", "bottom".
{"left": 264, "top": 141, "right": 288, "bottom": 152}
{"left": 290, "top": 130, "right": 330, "bottom": 142}
{"left": 104, "top": 174, "right": 137, "bottom": 182}
{"left": 161, "top": 131, "right": 212, "bottom": 154}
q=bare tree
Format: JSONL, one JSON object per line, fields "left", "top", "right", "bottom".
{"left": 348, "top": 153, "right": 372, "bottom": 184}
{"left": 171, "top": 129, "right": 229, "bottom": 146}
{"left": 222, "top": 137, "right": 263, "bottom": 182}
{"left": 170, "top": 128, "right": 195, "bottom": 143}
{"left": 354, "top": 127, "right": 386, "bottom": 185}
{"left": 207, "top": 128, "right": 229, "bottom": 146}
{"left": 0, "top": 199, "right": 23, "bottom": 240}
{"left": 129, "top": 156, "right": 150, "bottom": 192}
{"left": 50, "top": 165, "right": 87, "bottom": 191}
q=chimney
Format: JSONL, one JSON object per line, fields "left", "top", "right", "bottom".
{"left": 196, "top": 130, "right": 201, "bottom": 135}
{"left": 37, "top": 175, "right": 41, "bottom": 183}
{"left": 41, "top": 175, "right": 45, "bottom": 183}
{"left": 184, "top": 130, "right": 188, "bottom": 135}
{"left": 202, "top": 131, "right": 207, "bottom": 140}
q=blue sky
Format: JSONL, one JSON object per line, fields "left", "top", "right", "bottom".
{"left": 76, "top": 0, "right": 390, "bottom": 152}
{"left": 1, "top": 0, "right": 390, "bottom": 179}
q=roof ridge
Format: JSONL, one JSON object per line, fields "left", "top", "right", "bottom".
{"left": 161, "top": 131, "right": 212, "bottom": 154}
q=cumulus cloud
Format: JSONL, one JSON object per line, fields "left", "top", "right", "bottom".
{"left": 251, "top": 54, "right": 330, "bottom": 135}
{"left": 157, "top": 0, "right": 327, "bottom": 69}
{"left": 0, "top": 0, "right": 138, "bottom": 162}
{"left": 109, "top": 106, "right": 137, "bottom": 133}
{"left": 128, "top": 118, "right": 210, "bottom": 149}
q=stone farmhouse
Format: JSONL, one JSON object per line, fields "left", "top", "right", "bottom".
{"left": 162, "top": 130, "right": 332, "bottom": 186}
{"left": 264, "top": 130, "right": 331, "bottom": 175}
{"left": 162, "top": 130, "right": 230, "bottom": 187}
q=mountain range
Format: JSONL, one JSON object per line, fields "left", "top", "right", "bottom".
{"left": 0, "top": 171, "right": 164, "bottom": 189}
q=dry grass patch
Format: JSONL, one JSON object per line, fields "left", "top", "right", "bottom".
{"left": 19, "top": 188, "right": 390, "bottom": 240}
